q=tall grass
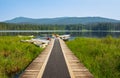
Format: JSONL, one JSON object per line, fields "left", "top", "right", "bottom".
{"left": 66, "top": 36, "right": 120, "bottom": 78}
{"left": 0, "top": 36, "right": 43, "bottom": 78}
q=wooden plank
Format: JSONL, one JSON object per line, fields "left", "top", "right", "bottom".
{"left": 59, "top": 39, "right": 94, "bottom": 78}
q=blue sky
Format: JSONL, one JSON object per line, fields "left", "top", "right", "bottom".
{"left": 0, "top": 0, "right": 120, "bottom": 21}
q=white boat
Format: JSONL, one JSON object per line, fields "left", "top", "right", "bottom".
{"left": 59, "top": 34, "right": 70, "bottom": 41}
{"left": 21, "top": 38, "right": 50, "bottom": 48}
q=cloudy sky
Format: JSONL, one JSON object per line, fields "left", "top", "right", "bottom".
{"left": 0, "top": 0, "right": 120, "bottom": 21}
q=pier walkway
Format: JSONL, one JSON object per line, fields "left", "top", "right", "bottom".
{"left": 19, "top": 38, "right": 94, "bottom": 78}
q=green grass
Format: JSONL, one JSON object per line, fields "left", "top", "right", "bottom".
{"left": 66, "top": 36, "right": 120, "bottom": 78}
{"left": 0, "top": 36, "right": 43, "bottom": 78}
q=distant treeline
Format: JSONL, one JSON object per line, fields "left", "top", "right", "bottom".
{"left": 0, "top": 22, "right": 120, "bottom": 31}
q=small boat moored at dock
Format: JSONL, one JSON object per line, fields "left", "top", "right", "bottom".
{"left": 21, "top": 38, "right": 50, "bottom": 48}
{"left": 59, "top": 34, "right": 70, "bottom": 41}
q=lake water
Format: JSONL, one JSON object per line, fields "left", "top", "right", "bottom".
{"left": 0, "top": 30, "right": 120, "bottom": 38}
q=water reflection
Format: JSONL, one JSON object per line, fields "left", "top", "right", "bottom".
{"left": 0, "top": 30, "right": 120, "bottom": 38}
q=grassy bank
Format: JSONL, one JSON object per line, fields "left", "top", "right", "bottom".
{"left": 66, "top": 36, "right": 120, "bottom": 78}
{"left": 0, "top": 36, "right": 43, "bottom": 78}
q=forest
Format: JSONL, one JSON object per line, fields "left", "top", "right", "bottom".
{"left": 0, "top": 22, "right": 120, "bottom": 31}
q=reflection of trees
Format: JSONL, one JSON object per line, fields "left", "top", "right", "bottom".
{"left": 0, "top": 22, "right": 120, "bottom": 37}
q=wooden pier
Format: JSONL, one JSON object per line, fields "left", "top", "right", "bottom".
{"left": 19, "top": 38, "right": 94, "bottom": 78}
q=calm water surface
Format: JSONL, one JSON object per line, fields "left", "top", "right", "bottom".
{"left": 0, "top": 30, "right": 120, "bottom": 38}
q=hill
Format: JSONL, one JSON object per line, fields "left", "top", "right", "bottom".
{"left": 5, "top": 17, "right": 120, "bottom": 24}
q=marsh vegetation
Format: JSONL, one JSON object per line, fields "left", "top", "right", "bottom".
{"left": 66, "top": 36, "right": 120, "bottom": 78}
{"left": 0, "top": 36, "right": 43, "bottom": 78}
